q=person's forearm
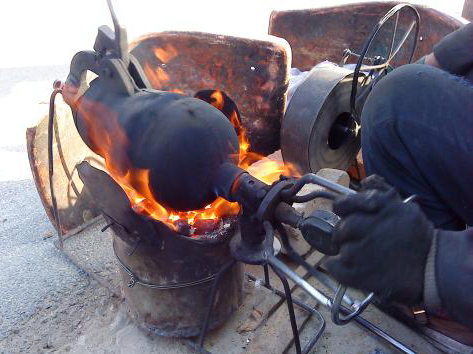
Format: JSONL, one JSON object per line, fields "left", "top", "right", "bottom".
{"left": 433, "top": 22, "right": 473, "bottom": 75}
{"left": 434, "top": 228, "right": 473, "bottom": 329}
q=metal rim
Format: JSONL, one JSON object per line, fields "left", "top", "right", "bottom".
{"left": 350, "top": 3, "right": 420, "bottom": 121}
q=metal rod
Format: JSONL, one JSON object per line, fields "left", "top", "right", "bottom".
{"left": 106, "top": 0, "right": 121, "bottom": 53}
{"left": 302, "top": 308, "right": 326, "bottom": 354}
{"left": 351, "top": 314, "right": 416, "bottom": 354}
{"left": 388, "top": 11, "right": 400, "bottom": 59}
{"left": 270, "top": 264, "right": 303, "bottom": 354}
{"left": 267, "top": 255, "right": 416, "bottom": 354}
{"left": 198, "top": 259, "right": 236, "bottom": 349}
{"left": 291, "top": 190, "right": 337, "bottom": 204}
{"left": 275, "top": 223, "right": 355, "bottom": 306}
{"left": 48, "top": 88, "right": 63, "bottom": 249}
{"left": 281, "top": 174, "right": 356, "bottom": 201}
{"left": 263, "top": 264, "right": 270, "bottom": 287}
{"left": 268, "top": 255, "right": 332, "bottom": 308}
{"left": 246, "top": 272, "right": 326, "bottom": 354}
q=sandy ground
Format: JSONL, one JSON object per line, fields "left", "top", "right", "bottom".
{"left": 0, "top": 0, "right": 466, "bottom": 353}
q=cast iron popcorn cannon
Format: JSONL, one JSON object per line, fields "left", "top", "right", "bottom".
{"left": 44, "top": 1, "right": 426, "bottom": 353}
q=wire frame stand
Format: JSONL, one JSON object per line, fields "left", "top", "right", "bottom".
{"left": 192, "top": 261, "right": 326, "bottom": 354}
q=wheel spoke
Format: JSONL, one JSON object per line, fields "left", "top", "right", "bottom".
{"left": 388, "top": 12, "right": 400, "bottom": 59}
{"left": 388, "top": 20, "right": 416, "bottom": 62}
{"left": 350, "top": 3, "right": 420, "bottom": 121}
{"left": 355, "top": 69, "right": 388, "bottom": 107}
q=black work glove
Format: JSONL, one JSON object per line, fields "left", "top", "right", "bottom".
{"left": 359, "top": 174, "right": 392, "bottom": 192}
{"left": 325, "top": 187, "right": 434, "bottom": 305}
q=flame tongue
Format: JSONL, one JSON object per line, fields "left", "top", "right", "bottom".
{"left": 80, "top": 82, "right": 293, "bottom": 234}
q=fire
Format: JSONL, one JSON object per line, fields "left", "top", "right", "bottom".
{"left": 153, "top": 44, "right": 178, "bottom": 64}
{"left": 143, "top": 63, "right": 170, "bottom": 88}
{"left": 78, "top": 85, "right": 293, "bottom": 234}
{"left": 203, "top": 90, "right": 296, "bottom": 184}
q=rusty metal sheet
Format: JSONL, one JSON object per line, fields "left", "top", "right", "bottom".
{"left": 463, "top": 0, "right": 473, "bottom": 21}
{"left": 26, "top": 99, "right": 103, "bottom": 234}
{"left": 269, "top": 1, "right": 466, "bottom": 71}
{"left": 130, "top": 31, "right": 291, "bottom": 155}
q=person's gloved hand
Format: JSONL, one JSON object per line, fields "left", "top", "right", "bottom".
{"left": 359, "top": 174, "right": 392, "bottom": 192}
{"left": 325, "top": 186, "right": 434, "bottom": 305}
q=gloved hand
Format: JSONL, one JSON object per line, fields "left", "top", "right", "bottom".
{"left": 359, "top": 174, "right": 392, "bottom": 192}
{"left": 325, "top": 187, "right": 434, "bottom": 305}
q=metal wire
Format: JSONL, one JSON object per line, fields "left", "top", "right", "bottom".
{"left": 246, "top": 272, "right": 326, "bottom": 354}
{"left": 112, "top": 241, "right": 218, "bottom": 289}
{"left": 48, "top": 88, "right": 63, "bottom": 248}
{"left": 281, "top": 174, "right": 355, "bottom": 203}
{"left": 291, "top": 190, "right": 338, "bottom": 204}
{"left": 198, "top": 259, "right": 236, "bottom": 349}
{"left": 270, "top": 263, "right": 303, "bottom": 353}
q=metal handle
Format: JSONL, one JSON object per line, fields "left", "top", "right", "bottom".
{"left": 62, "top": 50, "right": 100, "bottom": 107}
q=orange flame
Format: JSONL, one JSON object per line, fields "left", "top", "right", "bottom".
{"left": 79, "top": 85, "right": 294, "bottom": 234}
{"left": 144, "top": 63, "right": 169, "bottom": 88}
{"left": 153, "top": 44, "right": 178, "bottom": 64}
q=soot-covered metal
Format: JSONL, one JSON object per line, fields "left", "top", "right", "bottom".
{"left": 78, "top": 162, "right": 244, "bottom": 337}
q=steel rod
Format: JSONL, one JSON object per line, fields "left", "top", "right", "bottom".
{"left": 267, "top": 255, "right": 416, "bottom": 354}
{"left": 268, "top": 255, "right": 332, "bottom": 308}
{"left": 281, "top": 174, "right": 356, "bottom": 201}
{"left": 48, "top": 88, "right": 64, "bottom": 249}
{"left": 270, "top": 264, "right": 303, "bottom": 354}
{"left": 351, "top": 314, "right": 416, "bottom": 354}
{"left": 263, "top": 264, "right": 270, "bottom": 287}
{"left": 247, "top": 272, "right": 326, "bottom": 354}
{"left": 305, "top": 174, "right": 357, "bottom": 195}
{"left": 275, "top": 223, "right": 355, "bottom": 306}
{"left": 198, "top": 259, "right": 236, "bottom": 349}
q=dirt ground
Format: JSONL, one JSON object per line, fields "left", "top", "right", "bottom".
{"left": 0, "top": 278, "right": 196, "bottom": 354}
{"left": 0, "top": 279, "right": 116, "bottom": 354}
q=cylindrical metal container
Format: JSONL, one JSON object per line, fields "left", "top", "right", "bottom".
{"left": 112, "top": 218, "right": 243, "bottom": 337}
{"left": 77, "top": 162, "right": 243, "bottom": 338}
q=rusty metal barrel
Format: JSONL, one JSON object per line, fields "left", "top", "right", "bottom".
{"left": 78, "top": 162, "right": 244, "bottom": 337}
{"left": 112, "top": 220, "right": 243, "bottom": 337}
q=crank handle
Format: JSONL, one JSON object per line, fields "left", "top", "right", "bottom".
{"left": 268, "top": 255, "right": 373, "bottom": 325}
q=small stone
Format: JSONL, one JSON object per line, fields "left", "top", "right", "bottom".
{"left": 43, "top": 231, "right": 54, "bottom": 240}
{"left": 237, "top": 309, "right": 263, "bottom": 333}
{"left": 42, "top": 341, "right": 53, "bottom": 349}
{"left": 82, "top": 209, "right": 93, "bottom": 222}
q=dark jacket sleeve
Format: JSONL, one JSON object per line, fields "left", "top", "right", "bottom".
{"left": 433, "top": 23, "right": 473, "bottom": 77}
{"left": 436, "top": 228, "right": 473, "bottom": 329}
